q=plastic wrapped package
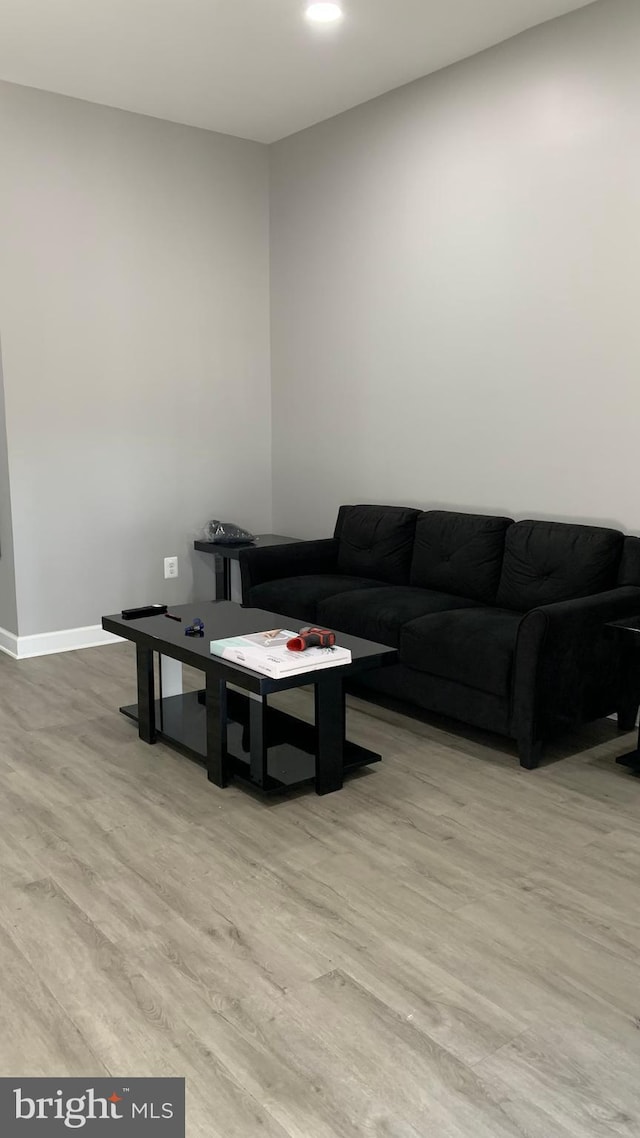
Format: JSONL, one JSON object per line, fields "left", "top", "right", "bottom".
{"left": 202, "top": 520, "right": 256, "bottom": 545}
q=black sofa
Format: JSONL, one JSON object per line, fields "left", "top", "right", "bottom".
{"left": 239, "top": 505, "right": 640, "bottom": 768}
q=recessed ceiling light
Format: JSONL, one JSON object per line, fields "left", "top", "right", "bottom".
{"left": 305, "top": 3, "right": 344, "bottom": 25}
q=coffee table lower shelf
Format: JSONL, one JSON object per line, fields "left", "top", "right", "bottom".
{"left": 121, "top": 689, "right": 381, "bottom": 794}
{"left": 616, "top": 750, "right": 640, "bottom": 775}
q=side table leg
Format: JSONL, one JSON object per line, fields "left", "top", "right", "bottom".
{"left": 215, "top": 556, "right": 232, "bottom": 601}
{"left": 315, "top": 678, "right": 345, "bottom": 795}
{"left": 206, "top": 673, "right": 229, "bottom": 787}
{"left": 136, "top": 646, "right": 156, "bottom": 744}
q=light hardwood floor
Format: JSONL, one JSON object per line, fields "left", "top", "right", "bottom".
{"left": 1, "top": 642, "right": 640, "bottom": 1136}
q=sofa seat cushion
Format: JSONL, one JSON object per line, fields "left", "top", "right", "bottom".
{"left": 336, "top": 504, "right": 420, "bottom": 585}
{"left": 247, "top": 575, "right": 384, "bottom": 625}
{"left": 318, "top": 587, "right": 478, "bottom": 649}
{"left": 410, "top": 510, "right": 512, "bottom": 603}
{"left": 497, "top": 520, "right": 623, "bottom": 611}
{"left": 401, "top": 607, "right": 523, "bottom": 697}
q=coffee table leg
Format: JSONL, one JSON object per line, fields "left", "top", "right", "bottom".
{"left": 206, "top": 673, "right": 229, "bottom": 787}
{"left": 250, "top": 697, "right": 268, "bottom": 788}
{"left": 315, "top": 677, "right": 345, "bottom": 795}
{"left": 136, "top": 646, "right": 156, "bottom": 744}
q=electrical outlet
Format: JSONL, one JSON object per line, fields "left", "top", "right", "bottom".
{"left": 164, "top": 556, "right": 179, "bottom": 580}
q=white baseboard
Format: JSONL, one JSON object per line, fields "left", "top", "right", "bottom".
{"left": 0, "top": 624, "right": 123, "bottom": 660}
{"left": 0, "top": 626, "right": 19, "bottom": 659}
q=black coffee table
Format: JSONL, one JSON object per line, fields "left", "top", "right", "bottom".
{"left": 102, "top": 601, "right": 397, "bottom": 795}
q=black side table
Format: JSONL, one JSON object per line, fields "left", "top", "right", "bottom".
{"left": 194, "top": 534, "right": 299, "bottom": 601}
{"left": 607, "top": 615, "right": 640, "bottom": 774}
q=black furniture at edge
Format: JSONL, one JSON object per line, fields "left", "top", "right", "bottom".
{"left": 606, "top": 615, "right": 640, "bottom": 775}
{"left": 102, "top": 601, "right": 396, "bottom": 795}
{"left": 239, "top": 504, "right": 640, "bottom": 769}
{"left": 194, "top": 534, "right": 299, "bottom": 600}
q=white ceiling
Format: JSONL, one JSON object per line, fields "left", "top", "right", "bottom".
{"left": 0, "top": 0, "right": 596, "bottom": 143}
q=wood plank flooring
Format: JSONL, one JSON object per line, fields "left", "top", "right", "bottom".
{"left": 1, "top": 642, "right": 640, "bottom": 1136}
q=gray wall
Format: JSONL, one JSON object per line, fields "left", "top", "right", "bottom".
{"left": 0, "top": 336, "right": 18, "bottom": 634}
{"left": 269, "top": 0, "right": 640, "bottom": 539}
{"left": 0, "top": 81, "right": 271, "bottom": 636}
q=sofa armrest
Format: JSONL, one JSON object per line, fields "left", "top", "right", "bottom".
{"left": 512, "top": 585, "right": 640, "bottom": 738}
{"left": 239, "top": 538, "right": 339, "bottom": 596}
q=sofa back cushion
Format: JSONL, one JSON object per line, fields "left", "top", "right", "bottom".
{"left": 409, "top": 511, "right": 512, "bottom": 603}
{"left": 335, "top": 504, "right": 420, "bottom": 585}
{"left": 497, "top": 520, "right": 623, "bottom": 611}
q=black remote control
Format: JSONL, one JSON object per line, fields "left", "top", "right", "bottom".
{"left": 121, "top": 604, "right": 167, "bottom": 620}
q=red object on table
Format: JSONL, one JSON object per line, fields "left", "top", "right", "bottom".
{"left": 287, "top": 627, "right": 336, "bottom": 652}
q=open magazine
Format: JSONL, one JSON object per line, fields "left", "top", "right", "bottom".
{"left": 209, "top": 628, "right": 351, "bottom": 679}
